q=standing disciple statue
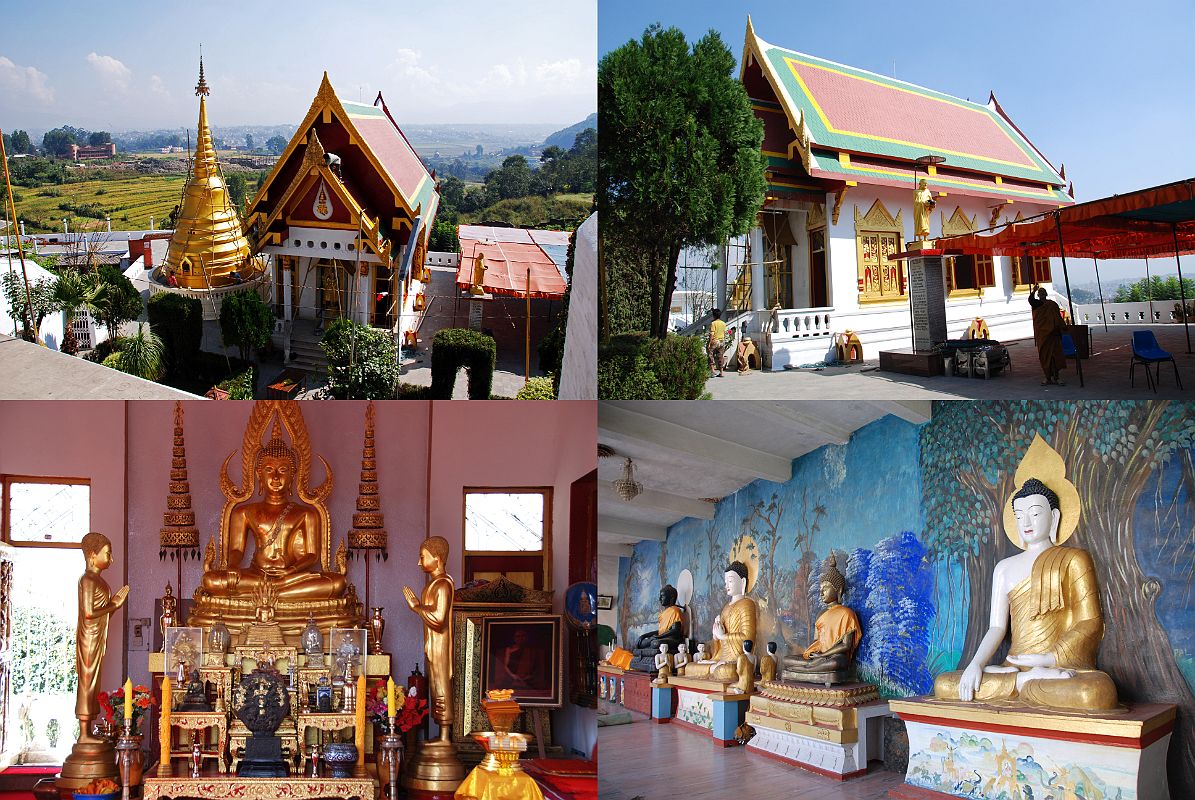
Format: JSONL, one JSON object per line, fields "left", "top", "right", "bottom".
{"left": 402, "top": 535, "right": 466, "bottom": 791}
{"left": 783, "top": 554, "right": 861, "bottom": 683}
{"left": 709, "top": 561, "right": 758, "bottom": 683}
{"left": 759, "top": 642, "right": 778, "bottom": 682}
{"left": 914, "top": 178, "right": 936, "bottom": 240}
{"left": 60, "top": 533, "right": 129, "bottom": 789}
{"left": 933, "top": 436, "right": 1117, "bottom": 710}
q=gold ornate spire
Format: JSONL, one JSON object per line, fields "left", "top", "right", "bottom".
{"left": 162, "top": 57, "right": 260, "bottom": 289}
{"left": 160, "top": 401, "right": 199, "bottom": 560}
{"left": 347, "top": 401, "right": 388, "bottom": 560}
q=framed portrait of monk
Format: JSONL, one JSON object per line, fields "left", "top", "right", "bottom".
{"left": 480, "top": 615, "right": 562, "bottom": 708}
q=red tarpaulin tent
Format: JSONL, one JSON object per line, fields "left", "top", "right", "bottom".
{"left": 936, "top": 177, "right": 1195, "bottom": 355}
{"left": 455, "top": 238, "right": 568, "bottom": 299}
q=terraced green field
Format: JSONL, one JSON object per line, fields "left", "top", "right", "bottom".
{"left": 10, "top": 176, "right": 187, "bottom": 232}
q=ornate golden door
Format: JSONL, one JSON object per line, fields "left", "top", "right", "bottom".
{"left": 318, "top": 260, "right": 347, "bottom": 321}
{"left": 858, "top": 231, "right": 902, "bottom": 301}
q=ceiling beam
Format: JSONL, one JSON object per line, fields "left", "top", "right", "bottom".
{"left": 598, "top": 514, "right": 668, "bottom": 541}
{"left": 599, "top": 541, "right": 633, "bottom": 557}
{"left": 598, "top": 480, "right": 716, "bottom": 520}
{"left": 874, "top": 400, "right": 933, "bottom": 424}
{"left": 745, "top": 402, "right": 855, "bottom": 445}
{"left": 600, "top": 404, "right": 791, "bottom": 484}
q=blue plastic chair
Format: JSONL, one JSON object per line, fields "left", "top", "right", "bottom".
{"left": 1129, "top": 330, "right": 1183, "bottom": 392}
{"left": 1061, "top": 333, "right": 1077, "bottom": 359}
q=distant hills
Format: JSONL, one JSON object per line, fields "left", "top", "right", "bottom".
{"left": 544, "top": 113, "right": 597, "bottom": 149}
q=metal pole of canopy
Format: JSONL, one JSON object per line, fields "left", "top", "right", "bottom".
{"left": 1052, "top": 211, "right": 1083, "bottom": 387}
{"left": 1144, "top": 256, "right": 1154, "bottom": 323}
{"left": 1174, "top": 222, "right": 1192, "bottom": 353}
{"left": 1093, "top": 256, "right": 1109, "bottom": 332}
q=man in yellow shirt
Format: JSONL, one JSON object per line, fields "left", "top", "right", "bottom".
{"left": 708, "top": 308, "right": 728, "bottom": 377}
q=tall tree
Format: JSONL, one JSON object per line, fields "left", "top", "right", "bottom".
{"left": 265, "top": 135, "right": 288, "bottom": 155}
{"left": 599, "top": 24, "right": 766, "bottom": 338}
{"left": 87, "top": 131, "right": 111, "bottom": 147}
{"left": 41, "top": 128, "right": 77, "bottom": 157}
{"left": 226, "top": 173, "right": 248, "bottom": 214}
{"left": 244, "top": 134, "right": 255, "bottom": 151}
{"left": 1, "top": 271, "right": 58, "bottom": 341}
{"left": 94, "top": 265, "right": 143, "bottom": 340}
{"left": 219, "top": 289, "right": 275, "bottom": 363}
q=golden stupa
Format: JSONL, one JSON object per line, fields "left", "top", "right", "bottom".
{"left": 161, "top": 58, "right": 262, "bottom": 289}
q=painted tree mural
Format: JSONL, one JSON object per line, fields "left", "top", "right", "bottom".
{"left": 922, "top": 400, "right": 1195, "bottom": 786}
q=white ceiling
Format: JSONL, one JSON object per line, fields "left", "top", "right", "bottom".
{"left": 597, "top": 400, "right": 932, "bottom": 556}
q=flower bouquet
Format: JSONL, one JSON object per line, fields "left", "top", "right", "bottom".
{"left": 366, "top": 680, "right": 428, "bottom": 734}
{"left": 98, "top": 684, "right": 157, "bottom": 735}
{"left": 73, "top": 777, "right": 119, "bottom": 800}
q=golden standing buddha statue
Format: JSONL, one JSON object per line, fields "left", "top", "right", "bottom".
{"left": 914, "top": 178, "right": 936, "bottom": 240}
{"left": 190, "top": 402, "right": 362, "bottom": 638}
{"left": 402, "top": 536, "right": 467, "bottom": 792}
{"left": 709, "top": 561, "right": 758, "bottom": 683}
{"left": 932, "top": 435, "right": 1117, "bottom": 711}
{"left": 59, "top": 533, "right": 128, "bottom": 789}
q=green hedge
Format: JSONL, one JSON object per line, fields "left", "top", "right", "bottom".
{"left": 597, "top": 333, "right": 707, "bottom": 399}
{"left": 147, "top": 292, "right": 203, "bottom": 379}
{"left": 515, "top": 376, "right": 556, "bottom": 400}
{"left": 430, "top": 328, "right": 496, "bottom": 400}
{"left": 321, "top": 318, "right": 400, "bottom": 400}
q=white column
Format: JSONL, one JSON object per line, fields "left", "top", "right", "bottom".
{"left": 749, "top": 226, "right": 766, "bottom": 311}
{"left": 715, "top": 244, "right": 728, "bottom": 312}
{"left": 357, "top": 264, "right": 372, "bottom": 326}
{"left": 281, "top": 259, "right": 293, "bottom": 322}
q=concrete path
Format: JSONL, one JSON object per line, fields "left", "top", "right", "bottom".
{"left": 706, "top": 324, "right": 1194, "bottom": 400}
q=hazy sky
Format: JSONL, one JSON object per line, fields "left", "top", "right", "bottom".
{"left": 0, "top": 0, "right": 596, "bottom": 130}
{"left": 600, "top": 0, "right": 1195, "bottom": 283}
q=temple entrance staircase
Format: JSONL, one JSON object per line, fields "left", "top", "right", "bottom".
{"left": 285, "top": 318, "right": 329, "bottom": 373}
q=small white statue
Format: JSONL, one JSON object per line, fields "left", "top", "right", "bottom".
{"left": 695, "top": 643, "right": 709, "bottom": 663}
{"left": 652, "top": 643, "right": 673, "bottom": 685}
{"left": 673, "top": 642, "right": 690, "bottom": 675}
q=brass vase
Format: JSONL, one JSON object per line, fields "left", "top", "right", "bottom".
{"left": 369, "top": 607, "right": 386, "bottom": 655}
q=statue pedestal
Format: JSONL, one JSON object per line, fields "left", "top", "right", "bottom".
{"left": 650, "top": 685, "right": 677, "bottom": 723}
{"left": 744, "top": 681, "right": 888, "bottom": 780}
{"left": 666, "top": 675, "right": 744, "bottom": 746}
{"left": 618, "top": 669, "right": 653, "bottom": 716}
{"left": 888, "top": 697, "right": 1176, "bottom": 800}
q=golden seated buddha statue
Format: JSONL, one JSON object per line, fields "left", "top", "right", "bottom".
{"left": 189, "top": 402, "right": 363, "bottom": 639}
{"left": 932, "top": 435, "right": 1117, "bottom": 712}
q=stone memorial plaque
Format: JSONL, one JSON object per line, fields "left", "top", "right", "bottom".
{"left": 907, "top": 256, "right": 946, "bottom": 352}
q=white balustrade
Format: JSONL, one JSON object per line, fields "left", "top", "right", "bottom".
{"left": 768, "top": 308, "right": 834, "bottom": 341}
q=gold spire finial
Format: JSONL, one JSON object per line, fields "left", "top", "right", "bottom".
{"left": 195, "top": 48, "right": 209, "bottom": 97}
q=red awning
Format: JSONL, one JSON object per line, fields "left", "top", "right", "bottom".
{"left": 455, "top": 236, "right": 568, "bottom": 299}
{"left": 936, "top": 178, "right": 1195, "bottom": 260}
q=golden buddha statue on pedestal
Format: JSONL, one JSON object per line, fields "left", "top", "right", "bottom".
{"left": 190, "top": 402, "right": 363, "bottom": 639}
{"left": 932, "top": 435, "right": 1117, "bottom": 711}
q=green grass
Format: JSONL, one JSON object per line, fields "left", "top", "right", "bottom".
{"left": 460, "top": 193, "right": 593, "bottom": 230}
{"left": 15, "top": 175, "right": 187, "bottom": 232}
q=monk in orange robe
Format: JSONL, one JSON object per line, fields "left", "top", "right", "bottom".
{"left": 1030, "top": 287, "right": 1067, "bottom": 385}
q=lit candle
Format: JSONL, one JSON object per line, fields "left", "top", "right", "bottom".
{"left": 124, "top": 677, "right": 133, "bottom": 727}
{"left": 355, "top": 673, "right": 367, "bottom": 767}
{"left": 386, "top": 677, "right": 396, "bottom": 723}
{"left": 160, "top": 677, "right": 172, "bottom": 773}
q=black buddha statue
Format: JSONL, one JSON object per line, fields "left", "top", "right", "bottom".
{"left": 235, "top": 667, "right": 291, "bottom": 778}
{"left": 629, "top": 585, "right": 688, "bottom": 673}
{"left": 177, "top": 670, "right": 213, "bottom": 712}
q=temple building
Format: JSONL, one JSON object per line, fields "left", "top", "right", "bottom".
{"left": 158, "top": 59, "right": 266, "bottom": 294}
{"left": 245, "top": 74, "right": 438, "bottom": 351}
{"left": 708, "top": 19, "right": 1074, "bottom": 368}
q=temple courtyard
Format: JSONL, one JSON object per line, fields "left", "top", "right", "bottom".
{"left": 706, "top": 324, "right": 1193, "bottom": 400}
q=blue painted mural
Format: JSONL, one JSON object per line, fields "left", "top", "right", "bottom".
{"left": 615, "top": 400, "right": 1195, "bottom": 787}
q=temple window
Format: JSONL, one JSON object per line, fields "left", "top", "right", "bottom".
{"left": 463, "top": 488, "right": 552, "bottom": 591}
{"left": 1, "top": 477, "right": 91, "bottom": 765}
{"left": 946, "top": 255, "right": 996, "bottom": 295}
{"left": 853, "top": 199, "right": 905, "bottom": 303}
{"left": 1012, "top": 255, "right": 1052, "bottom": 290}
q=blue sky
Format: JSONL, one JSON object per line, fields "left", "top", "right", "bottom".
{"left": 0, "top": 0, "right": 596, "bottom": 129}
{"left": 599, "top": 0, "right": 1195, "bottom": 282}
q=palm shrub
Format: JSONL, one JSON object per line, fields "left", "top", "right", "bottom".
{"left": 430, "top": 328, "right": 496, "bottom": 399}
{"left": 220, "top": 289, "right": 276, "bottom": 363}
{"left": 104, "top": 322, "right": 165, "bottom": 381}
{"left": 320, "top": 317, "right": 399, "bottom": 399}
{"left": 52, "top": 268, "right": 107, "bottom": 355}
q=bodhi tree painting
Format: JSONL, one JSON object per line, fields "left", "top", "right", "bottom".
{"left": 920, "top": 400, "right": 1195, "bottom": 787}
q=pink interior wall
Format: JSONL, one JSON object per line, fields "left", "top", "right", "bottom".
{"left": 1, "top": 399, "right": 596, "bottom": 757}
{"left": 0, "top": 401, "right": 129, "bottom": 701}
